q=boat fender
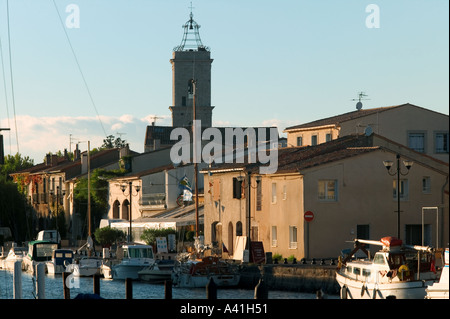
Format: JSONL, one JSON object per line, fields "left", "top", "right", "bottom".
{"left": 398, "top": 264, "right": 409, "bottom": 280}
{"left": 341, "top": 285, "right": 348, "bottom": 299}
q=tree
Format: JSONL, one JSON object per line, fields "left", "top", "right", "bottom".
{"left": 94, "top": 226, "right": 126, "bottom": 248}
{"left": 1, "top": 153, "right": 34, "bottom": 182}
{"left": 102, "top": 135, "right": 127, "bottom": 149}
{"left": 73, "top": 168, "right": 125, "bottom": 237}
{"left": 140, "top": 228, "right": 176, "bottom": 247}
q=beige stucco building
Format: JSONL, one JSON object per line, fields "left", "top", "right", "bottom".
{"left": 284, "top": 103, "right": 449, "bottom": 163}
{"left": 202, "top": 134, "right": 449, "bottom": 261}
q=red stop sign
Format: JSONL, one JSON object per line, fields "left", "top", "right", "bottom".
{"left": 304, "top": 211, "right": 314, "bottom": 222}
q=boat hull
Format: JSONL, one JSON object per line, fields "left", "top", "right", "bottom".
{"left": 112, "top": 264, "right": 150, "bottom": 280}
{"left": 336, "top": 272, "right": 436, "bottom": 299}
{"left": 172, "top": 273, "right": 241, "bottom": 288}
{"left": 138, "top": 269, "right": 172, "bottom": 283}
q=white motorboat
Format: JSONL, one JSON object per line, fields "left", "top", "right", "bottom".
{"left": 138, "top": 259, "right": 175, "bottom": 283}
{"left": 111, "top": 244, "right": 154, "bottom": 280}
{"left": 46, "top": 249, "right": 74, "bottom": 275}
{"left": 70, "top": 257, "right": 102, "bottom": 277}
{"left": 425, "top": 247, "right": 449, "bottom": 299}
{"left": 336, "top": 236, "right": 441, "bottom": 299}
{"left": 23, "top": 240, "right": 59, "bottom": 274}
{"left": 171, "top": 256, "right": 241, "bottom": 288}
{"left": 1, "top": 246, "right": 27, "bottom": 271}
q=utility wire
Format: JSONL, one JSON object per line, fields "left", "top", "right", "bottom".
{"left": 6, "top": 0, "right": 19, "bottom": 154}
{"left": 0, "top": 33, "right": 12, "bottom": 155}
{"left": 51, "top": 0, "right": 107, "bottom": 137}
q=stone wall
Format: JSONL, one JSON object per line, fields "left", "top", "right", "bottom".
{"left": 238, "top": 264, "right": 340, "bottom": 295}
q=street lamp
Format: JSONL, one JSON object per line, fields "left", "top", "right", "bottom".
{"left": 121, "top": 181, "right": 141, "bottom": 242}
{"left": 383, "top": 154, "right": 413, "bottom": 239}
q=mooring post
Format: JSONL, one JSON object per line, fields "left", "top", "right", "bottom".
{"left": 93, "top": 274, "right": 100, "bottom": 296}
{"left": 13, "top": 260, "right": 22, "bottom": 299}
{"left": 63, "top": 272, "right": 71, "bottom": 299}
{"left": 165, "top": 279, "right": 172, "bottom": 299}
{"left": 254, "top": 278, "right": 268, "bottom": 299}
{"left": 206, "top": 277, "right": 217, "bottom": 299}
{"left": 126, "top": 278, "right": 133, "bottom": 299}
{"left": 36, "top": 263, "right": 46, "bottom": 299}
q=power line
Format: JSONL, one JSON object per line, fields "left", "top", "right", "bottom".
{"left": 51, "top": 0, "right": 108, "bottom": 137}
{"left": 6, "top": 0, "right": 19, "bottom": 154}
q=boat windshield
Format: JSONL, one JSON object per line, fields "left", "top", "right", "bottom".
{"left": 124, "top": 247, "right": 153, "bottom": 259}
{"left": 373, "top": 253, "right": 386, "bottom": 265}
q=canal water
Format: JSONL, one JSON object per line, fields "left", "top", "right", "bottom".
{"left": 0, "top": 270, "right": 336, "bottom": 299}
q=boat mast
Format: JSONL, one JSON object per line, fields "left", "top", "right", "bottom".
{"left": 87, "top": 141, "right": 92, "bottom": 256}
{"left": 191, "top": 79, "right": 199, "bottom": 238}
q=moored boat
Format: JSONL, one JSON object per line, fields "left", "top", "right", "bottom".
{"left": 138, "top": 259, "right": 175, "bottom": 283}
{"left": 23, "top": 240, "right": 59, "bottom": 274}
{"left": 336, "top": 236, "right": 441, "bottom": 299}
{"left": 1, "top": 246, "right": 27, "bottom": 271}
{"left": 425, "top": 247, "right": 449, "bottom": 299}
{"left": 70, "top": 257, "right": 102, "bottom": 277}
{"left": 111, "top": 244, "right": 155, "bottom": 280}
{"left": 46, "top": 249, "right": 74, "bottom": 275}
{"left": 171, "top": 256, "right": 240, "bottom": 288}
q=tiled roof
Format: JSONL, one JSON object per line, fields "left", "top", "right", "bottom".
{"left": 203, "top": 134, "right": 379, "bottom": 175}
{"left": 284, "top": 104, "right": 407, "bottom": 131}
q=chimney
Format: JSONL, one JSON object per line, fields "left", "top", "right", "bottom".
{"left": 81, "top": 153, "right": 88, "bottom": 174}
{"left": 74, "top": 144, "right": 81, "bottom": 161}
{"left": 46, "top": 154, "right": 52, "bottom": 166}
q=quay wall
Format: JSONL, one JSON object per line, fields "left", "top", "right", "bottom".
{"left": 238, "top": 264, "right": 340, "bottom": 295}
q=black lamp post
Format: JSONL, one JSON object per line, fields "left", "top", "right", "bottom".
{"left": 383, "top": 154, "right": 413, "bottom": 239}
{"left": 121, "top": 182, "right": 141, "bottom": 242}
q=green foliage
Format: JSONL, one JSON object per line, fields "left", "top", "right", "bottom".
{"left": 102, "top": 135, "right": 127, "bottom": 149}
{"left": 1, "top": 153, "right": 34, "bottom": 183}
{"left": 0, "top": 180, "right": 33, "bottom": 242}
{"left": 74, "top": 168, "right": 126, "bottom": 236}
{"left": 94, "top": 226, "right": 126, "bottom": 247}
{"left": 140, "top": 228, "right": 176, "bottom": 246}
{"left": 273, "top": 253, "right": 283, "bottom": 262}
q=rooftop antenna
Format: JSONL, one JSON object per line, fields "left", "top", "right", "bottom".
{"left": 150, "top": 116, "right": 163, "bottom": 126}
{"left": 352, "top": 92, "right": 370, "bottom": 110}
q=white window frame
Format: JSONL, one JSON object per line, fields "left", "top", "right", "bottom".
{"left": 408, "top": 132, "right": 426, "bottom": 153}
{"left": 393, "top": 179, "right": 409, "bottom": 201}
{"left": 435, "top": 132, "right": 449, "bottom": 154}
{"left": 318, "top": 180, "right": 338, "bottom": 201}
{"left": 271, "top": 226, "right": 277, "bottom": 247}
{"left": 271, "top": 183, "right": 277, "bottom": 204}
{"left": 289, "top": 226, "right": 297, "bottom": 249}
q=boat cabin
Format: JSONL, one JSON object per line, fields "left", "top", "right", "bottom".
{"left": 123, "top": 245, "right": 154, "bottom": 259}
{"left": 52, "top": 249, "right": 74, "bottom": 266}
{"left": 27, "top": 240, "right": 59, "bottom": 262}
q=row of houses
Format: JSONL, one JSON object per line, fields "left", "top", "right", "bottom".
{"left": 10, "top": 103, "right": 449, "bottom": 260}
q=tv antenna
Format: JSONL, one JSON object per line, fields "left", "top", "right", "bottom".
{"left": 352, "top": 92, "right": 370, "bottom": 110}
{"left": 150, "top": 116, "right": 163, "bottom": 126}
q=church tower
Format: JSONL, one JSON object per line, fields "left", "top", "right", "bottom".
{"left": 169, "top": 10, "right": 214, "bottom": 128}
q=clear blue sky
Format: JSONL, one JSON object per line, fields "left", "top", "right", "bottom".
{"left": 0, "top": 0, "right": 448, "bottom": 162}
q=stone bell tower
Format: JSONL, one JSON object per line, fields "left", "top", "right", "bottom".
{"left": 169, "top": 10, "right": 214, "bottom": 128}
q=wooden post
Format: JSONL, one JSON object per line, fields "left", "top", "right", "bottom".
{"left": 13, "top": 261, "right": 22, "bottom": 299}
{"left": 206, "top": 277, "right": 217, "bottom": 299}
{"left": 93, "top": 274, "right": 100, "bottom": 296}
{"left": 36, "top": 263, "right": 46, "bottom": 299}
{"left": 254, "top": 278, "right": 268, "bottom": 299}
{"left": 165, "top": 279, "right": 172, "bottom": 299}
{"left": 125, "top": 278, "right": 133, "bottom": 299}
{"left": 63, "top": 272, "right": 71, "bottom": 299}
